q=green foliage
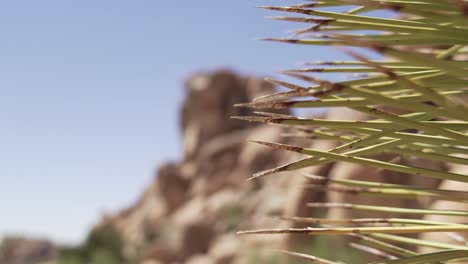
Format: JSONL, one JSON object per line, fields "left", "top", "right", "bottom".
{"left": 58, "top": 225, "right": 126, "bottom": 264}
{"left": 237, "top": 0, "right": 468, "bottom": 263}
{"left": 221, "top": 205, "right": 244, "bottom": 232}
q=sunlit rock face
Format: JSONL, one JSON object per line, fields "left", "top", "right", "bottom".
{"left": 101, "top": 70, "right": 306, "bottom": 263}
{"left": 181, "top": 70, "right": 282, "bottom": 159}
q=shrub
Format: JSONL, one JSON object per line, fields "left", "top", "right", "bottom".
{"left": 58, "top": 225, "right": 125, "bottom": 264}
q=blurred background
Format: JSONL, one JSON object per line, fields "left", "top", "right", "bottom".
{"left": 0, "top": 1, "right": 355, "bottom": 264}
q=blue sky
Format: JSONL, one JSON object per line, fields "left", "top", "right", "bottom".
{"left": 0, "top": 0, "right": 350, "bottom": 244}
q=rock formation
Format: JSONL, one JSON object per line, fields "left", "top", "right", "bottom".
{"left": 98, "top": 69, "right": 463, "bottom": 264}
{"left": 101, "top": 70, "right": 306, "bottom": 264}
{"left": 0, "top": 237, "right": 57, "bottom": 264}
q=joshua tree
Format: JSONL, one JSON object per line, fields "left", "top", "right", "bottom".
{"left": 236, "top": 1, "right": 468, "bottom": 263}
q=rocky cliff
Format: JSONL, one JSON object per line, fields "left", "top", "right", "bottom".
{"left": 99, "top": 70, "right": 310, "bottom": 264}
{"left": 95, "top": 69, "right": 460, "bottom": 264}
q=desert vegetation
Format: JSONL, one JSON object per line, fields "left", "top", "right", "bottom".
{"left": 57, "top": 225, "right": 125, "bottom": 264}
{"left": 235, "top": 1, "right": 468, "bottom": 263}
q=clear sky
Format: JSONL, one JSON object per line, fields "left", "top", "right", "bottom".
{"left": 0, "top": 0, "right": 349, "bottom": 244}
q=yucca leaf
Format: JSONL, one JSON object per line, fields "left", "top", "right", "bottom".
{"left": 304, "top": 184, "right": 468, "bottom": 202}
{"left": 279, "top": 216, "right": 463, "bottom": 227}
{"left": 303, "top": 174, "right": 468, "bottom": 201}
{"left": 250, "top": 140, "right": 468, "bottom": 183}
{"left": 275, "top": 249, "right": 343, "bottom": 264}
{"left": 371, "top": 234, "right": 468, "bottom": 251}
{"left": 350, "top": 243, "right": 398, "bottom": 260}
{"left": 373, "top": 250, "right": 468, "bottom": 264}
{"left": 237, "top": 225, "right": 468, "bottom": 235}
{"left": 306, "top": 202, "right": 468, "bottom": 217}
{"left": 350, "top": 234, "right": 417, "bottom": 258}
